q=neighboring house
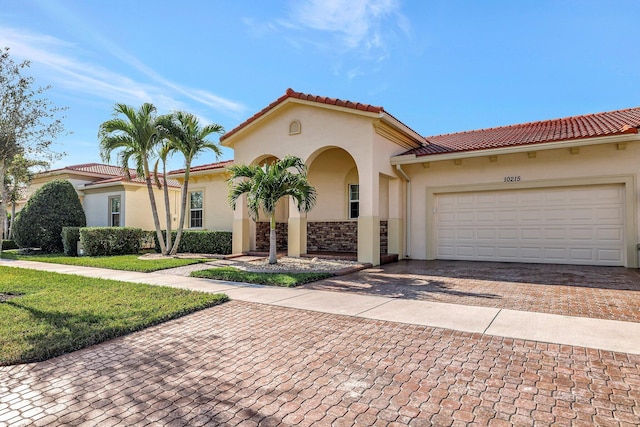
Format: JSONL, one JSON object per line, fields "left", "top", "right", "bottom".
{"left": 18, "top": 163, "right": 180, "bottom": 230}
{"left": 181, "top": 88, "right": 640, "bottom": 268}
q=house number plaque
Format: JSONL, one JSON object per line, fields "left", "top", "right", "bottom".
{"left": 503, "top": 176, "right": 521, "bottom": 182}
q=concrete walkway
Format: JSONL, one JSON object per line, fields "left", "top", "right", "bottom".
{"left": 2, "top": 258, "right": 639, "bottom": 355}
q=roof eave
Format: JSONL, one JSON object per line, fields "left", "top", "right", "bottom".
{"left": 80, "top": 180, "right": 180, "bottom": 191}
{"left": 35, "top": 169, "right": 120, "bottom": 181}
{"left": 390, "top": 133, "right": 640, "bottom": 165}
{"left": 167, "top": 166, "right": 230, "bottom": 179}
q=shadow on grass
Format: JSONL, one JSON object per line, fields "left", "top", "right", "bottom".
{"left": 3, "top": 297, "right": 227, "bottom": 365}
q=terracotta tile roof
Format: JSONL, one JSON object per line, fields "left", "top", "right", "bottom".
{"left": 46, "top": 163, "right": 126, "bottom": 177}
{"left": 402, "top": 107, "right": 640, "bottom": 157}
{"left": 168, "top": 159, "right": 233, "bottom": 175}
{"left": 83, "top": 174, "right": 181, "bottom": 188}
{"left": 220, "top": 88, "right": 385, "bottom": 142}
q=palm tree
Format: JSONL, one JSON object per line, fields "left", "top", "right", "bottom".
{"left": 228, "top": 155, "right": 317, "bottom": 264}
{"left": 158, "top": 111, "right": 224, "bottom": 255}
{"left": 98, "top": 103, "right": 169, "bottom": 254}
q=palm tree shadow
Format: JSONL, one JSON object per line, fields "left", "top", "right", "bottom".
{"left": 304, "top": 276, "right": 501, "bottom": 301}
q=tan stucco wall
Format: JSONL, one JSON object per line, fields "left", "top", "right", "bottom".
{"left": 184, "top": 173, "right": 233, "bottom": 231}
{"left": 401, "top": 141, "right": 640, "bottom": 266}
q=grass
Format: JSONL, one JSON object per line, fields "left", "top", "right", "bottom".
{"left": 191, "top": 266, "right": 332, "bottom": 287}
{"left": 0, "top": 251, "right": 206, "bottom": 272}
{"left": 0, "top": 266, "right": 228, "bottom": 365}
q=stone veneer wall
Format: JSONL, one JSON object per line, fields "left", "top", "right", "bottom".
{"left": 307, "top": 221, "right": 357, "bottom": 252}
{"left": 256, "top": 220, "right": 389, "bottom": 254}
{"left": 255, "top": 222, "right": 288, "bottom": 251}
{"left": 380, "top": 220, "right": 388, "bottom": 255}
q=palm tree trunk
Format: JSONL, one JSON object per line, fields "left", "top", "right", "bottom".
{"left": 162, "top": 163, "right": 172, "bottom": 253}
{"left": 170, "top": 164, "right": 190, "bottom": 255}
{"left": 269, "top": 214, "right": 277, "bottom": 264}
{"left": 144, "top": 158, "right": 167, "bottom": 255}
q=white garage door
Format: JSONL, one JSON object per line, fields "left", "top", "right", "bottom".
{"left": 435, "top": 184, "right": 625, "bottom": 266}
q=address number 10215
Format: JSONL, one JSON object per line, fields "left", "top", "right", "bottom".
{"left": 504, "top": 176, "right": 521, "bottom": 182}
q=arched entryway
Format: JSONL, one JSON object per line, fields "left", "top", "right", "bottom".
{"left": 304, "top": 147, "right": 361, "bottom": 256}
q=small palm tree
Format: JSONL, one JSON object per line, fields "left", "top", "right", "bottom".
{"left": 99, "top": 103, "right": 168, "bottom": 254}
{"left": 158, "top": 111, "right": 224, "bottom": 255}
{"left": 228, "top": 155, "right": 317, "bottom": 264}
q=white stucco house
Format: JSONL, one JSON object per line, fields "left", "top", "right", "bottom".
{"left": 20, "top": 163, "right": 180, "bottom": 230}
{"left": 169, "top": 88, "right": 640, "bottom": 268}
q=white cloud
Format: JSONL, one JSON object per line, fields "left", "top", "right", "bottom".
{"left": 285, "top": 0, "right": 409, "bottom": 53}
{"left": 0, "top": 27, "right": 247, "bottom": 118}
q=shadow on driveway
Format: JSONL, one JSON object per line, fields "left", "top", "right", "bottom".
{"left": 302, "top": 260, "right": 640, "bottom": 322}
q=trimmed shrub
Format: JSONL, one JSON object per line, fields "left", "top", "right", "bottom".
{"left": 13, "top": 179, "right": 86, "bottom": 253}
{"left": 1, "top": 240, "right": 18, "bottom": 250}
{"left": 154, "top": 230, "right": 232, "bottom": 255}
{"left": 140, "top": 230, "right": 157, "bottom": 250}
{"left": 61, "top": 227, "right": 81, "bottom": 256}
{"left": 80, "top": 227, "right": 143, "bottom": 256}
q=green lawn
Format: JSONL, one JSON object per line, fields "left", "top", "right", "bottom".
{"left": 0, "top": 266, "right": 228, "bottom": 365}
{"left": 191, "top": 266, "right": 332, "bottom": 287}
{"left": 0, "top": 251, "right": 206, "bottom": 272}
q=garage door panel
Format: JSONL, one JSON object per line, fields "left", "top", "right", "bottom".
{"left": 596, "top": 228, "right": 623, "bottom": 241}
{"left": 435, "top": 184, "right": 625, "bottom": 266}
{"left": 568, "top": 228, "right": 593, "bottom": 241}
{"left": 597, "top": 249, "right": 624, "bottom": 263}
{"left": 596, "top": 207, "right": 623, "bottom": 221}
{"left": 477, "top": 229, "right": 496, "bottom": 240}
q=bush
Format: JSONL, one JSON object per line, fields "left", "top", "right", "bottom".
{"left": 80, "top": 227, "right": 143, "bottom": 256}
{"left": 13, "top": 180, "right": 86, "bottom": 253}
{"left": 154, "top": 230, "right": 232, "bottom": 254}
{"left": 61, "top": 227, "right": 81, "bottom": 256}
{"left": 140, "top": 230, "right": 157, "bottom": 250}
{"left": 1, "top": 240, "right": 18, "bottom": 250}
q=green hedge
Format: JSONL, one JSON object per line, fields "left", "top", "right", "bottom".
{"left": 1, "top": 240, "right": 18, "bottom": 250}
{"left": 61, "top": 227, "right": 81, "bottom": 256}
{"left": 154, "top": 230, "right": 232, "bottom": 255}
{"left": 12, "top": 179, "right": 86, "bottom": 253}
{"left": 80, "top": 227, "right": 143, "bottom": 256}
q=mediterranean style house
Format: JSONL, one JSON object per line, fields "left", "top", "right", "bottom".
{"left": 21, "top": 163, "right": 180, "bottom": 230}
{"left": 170, "top": 89, "right": 640, "bottom": 268}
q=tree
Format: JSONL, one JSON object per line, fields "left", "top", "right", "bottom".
{"left": 227, "top": 155, "right": 317, "bottom": 264}
{"left": 158, "top": 111, "right": 224, "bottom": 255}
{"left": 0, "top": 47, "right": 66, "bottom": 247}
{"left": 4, "top": 153, "right": 49, "bottom": 239}
{"left": 12, "top": 179, "right": 86, "bottom": 253}
{"left": 98, "top": 103, "right": 169, "bottom": 254}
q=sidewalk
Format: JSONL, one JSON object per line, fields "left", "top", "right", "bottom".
{"left": 2, "top": 258, "right": 639, "bottom": 354}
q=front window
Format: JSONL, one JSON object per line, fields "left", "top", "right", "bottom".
{"left": 189, "top": 191, "right": 203, "bottom": 228}
{"left": 109, "top": 196, "right": 121, "bottom": 227}
{"left": 349, "top": 184, "right": 359, "bottom": 219}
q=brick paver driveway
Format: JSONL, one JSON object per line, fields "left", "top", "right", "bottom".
{"left": 303, "top": 260, "right": 640, "bottom": 323}
{"left": 2, "top": 301, "right": 639, "bottom": 426}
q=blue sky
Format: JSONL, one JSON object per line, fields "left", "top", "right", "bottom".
{"left": 2, "top": 0, "right": 640, "bottom": 171}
